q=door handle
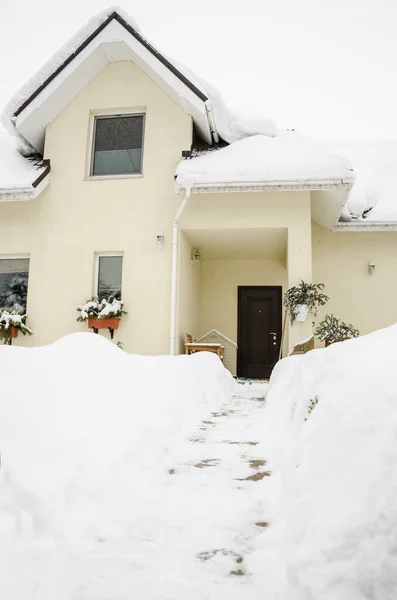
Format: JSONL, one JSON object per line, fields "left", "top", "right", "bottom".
{"left": 269, "top": 332, "right": 277, "bottom": 345}
{"left": 269, "top": 332, "right": 277, "bottom": 336}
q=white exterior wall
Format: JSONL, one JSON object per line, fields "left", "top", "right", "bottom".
{"left": 0, "top": 61, "right": 192, "bottom": 353}
{"left": 199, "top": 259, "right": 288, "bottom": 361}
{"left": 177, "top": 232, "right": 201, "bottom": 353}
{"left": 312, "top": 223, "right": 397, "bottom": 339}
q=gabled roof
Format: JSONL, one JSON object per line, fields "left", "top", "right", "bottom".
{"left": 1, "top": 7, "right": 215, "bottom": 151}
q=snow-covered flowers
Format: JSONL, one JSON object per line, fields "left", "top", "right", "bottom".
{"left": 76, "top": 296, "right": 126, "bottom": 322}
{"left": 0, "top": 308, "right": 33, "bottom": 339}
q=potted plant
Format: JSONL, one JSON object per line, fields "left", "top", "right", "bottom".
{"left": 77, "top": 296, "right": 126, "bottom": 339}
{"left": 315, "top": 314, "right": 359, "bottom": 346}
{"left": 0, "top": 308, "right": 33, "bottom": 345}
{"left": 283, "top": 281, "right": 329, "bottom": 323}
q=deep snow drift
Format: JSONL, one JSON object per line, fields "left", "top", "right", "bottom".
{"left": 2, "top": 327, "right": 397, "bottom": 599}
{"left": 0, "top": 333, "right": 233, "bottom": 599}
{"left": 255, "top": 324, "right": 397, "bottom": 599}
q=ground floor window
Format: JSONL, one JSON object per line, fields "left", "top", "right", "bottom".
{"left": 96, "top": 254, "right": 123, "bottom": 300}
{"left": 0, "top": 257, "right": 30, "bottom": 312}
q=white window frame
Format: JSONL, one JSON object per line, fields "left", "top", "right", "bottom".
{"left": 86, "top": 109, "right": 146, "bottom": 180}
{"left": 93, "top": 252, "right": 124, "bottom": 299}
{"left": 0, "top": 254, "right": 31, "bottom": 310}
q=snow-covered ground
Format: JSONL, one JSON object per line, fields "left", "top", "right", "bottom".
{"left": 0, "top": 333, "right": 235, "bottom": 598}
{"left": 1, "top": 327, "right": 397, "bottom": 598}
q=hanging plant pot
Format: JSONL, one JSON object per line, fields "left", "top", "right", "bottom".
{"left": 88, "top": 317, "right": 120, "bottom": 339}
{"left": 294, "top": 304, "right": 309, "bottom": 322}
{"left": 9, "top": 326, "right": 18, "bottom": 339}
{"left": 325, "top": 339, "right": 331, "bottom": 347}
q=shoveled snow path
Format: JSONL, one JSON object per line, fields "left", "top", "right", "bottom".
{"left": 49, "top": 384, "right": 270, "bottom": 599}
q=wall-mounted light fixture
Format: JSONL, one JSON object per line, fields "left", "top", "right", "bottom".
{"left": 156, "top": 232, "right": 165, "bottom": 249}
{"left": 368, "top": 260, "right": 375, "bottom": 275}
{"left": 191, "top": 249, "right": 201, "bottom": 263}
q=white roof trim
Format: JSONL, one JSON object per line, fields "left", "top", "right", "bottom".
{"left": 5, "top": 13, "right": 212, "bottom": 151}
{"left": 0, "top": 174, "right": 50, "bottom": 202}
{"left": 195, "top": 329, "right": 238, "bottom": 348}
{"left": 333, "top": 221, "right": 397, "bottom": 232}
{"left": 176, "top": 179, "right": 354, "bottom": 194}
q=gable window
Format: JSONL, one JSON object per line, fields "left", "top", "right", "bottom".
{"left": 0, "top": 257, "right": 30, "bottom": 312}
{"left": 96, "top": 254, "right": 123, "bottom": 300}
{"left": 91, "top": 114, "right": 145, "bottom": 177}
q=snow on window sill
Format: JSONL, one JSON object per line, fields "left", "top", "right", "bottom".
{"left": 84, "top": 173, "right": 144, "bottom": 181}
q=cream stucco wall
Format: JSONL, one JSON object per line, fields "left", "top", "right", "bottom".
{"left": 312, "top": 223, "right": 397, "bottom": 338}
{"left": 6, "top": 58, "right": 388, "bottom": 358}
{"left": 0, "top": 61, "right": 192, "bottom": 352}
{"left": 177, "top": 232, "right": 201, "bottom": 353}
{"left": 199, "top": 259, "right": 289, "bottom": 361}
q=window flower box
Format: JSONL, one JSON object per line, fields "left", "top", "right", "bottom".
{"left": 88, "top": 317, "right": 120, "bottom": 334}
{"left": 0, "top": 309, "right": 33, "bottom": 345}
{"left": 77, "top": 296, "right": 126, "bottom": 339}
{"left": 9, "top": 326, "right": 18, "bottom": 339}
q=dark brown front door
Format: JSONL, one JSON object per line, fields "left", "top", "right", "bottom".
{"left": 237, "top": 286, "right": 282, "bottom": 379}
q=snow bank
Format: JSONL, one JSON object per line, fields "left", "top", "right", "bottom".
{"left": 0, "top": 333, "right": 232, "bottom": 598}
{"left": 0, "top": 128, "right": 46, "bottom": 189}
{"left": 177, "top": 132, "right": 354, "bottom": 186}
{"left": 257, "top": 325, "right": 397, "bottom": 598}
{"left": 332, "top": 141, "right": 397, "bottom": 222}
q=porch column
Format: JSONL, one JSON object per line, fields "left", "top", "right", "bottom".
{"left": 287, "top": 225, "right": 313, "bottom": 351}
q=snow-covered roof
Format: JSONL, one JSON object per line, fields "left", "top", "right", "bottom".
{"left": 2, "top": 8, "right": 141, "bottom": 126}
{"left": 1, "top": 7, "right": 214, "bottom": 150}
{"left": 0, "top": 129, "right": 49, "bottom": 199}
{"left": 174, "top": 65, "right": 279, "bottom": 144}
{"left": 332, "top": 141, "right": 397, "bottom": 223}
{"left": 1, "top": 7, "right": 279, "bottom": 150}
{"left": 1, "top": 6, "right": 396, "bottom": 226}
{"left": 176, "top": 132, "right": 355, "bottom": 189}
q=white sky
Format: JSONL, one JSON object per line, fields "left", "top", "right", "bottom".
{"left": 0, "top": 0, "right": 396, "bottom": 142}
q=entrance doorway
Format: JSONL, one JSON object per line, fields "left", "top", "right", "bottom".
{"left": 237, "top": 286, "right": 282, "bottom": 379}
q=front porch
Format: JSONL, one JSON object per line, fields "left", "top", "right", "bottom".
{"left": 175, "top": 200, "right": 314, "bottom": 378}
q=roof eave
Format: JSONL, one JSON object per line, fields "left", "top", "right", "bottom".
{"left": 175, "top": 178, "right": 354, "bottom": 194}
{"left": 333, "top": 221, "right": 397, "bottom": 232}
{"left": 0, "top": 166, "right": 50, "bottom": 202}
{"left": 5, "top": 10, "right": 215, "bottom": 147}
{"left": 12, "top": 12, "right": 208, "bottom": 120}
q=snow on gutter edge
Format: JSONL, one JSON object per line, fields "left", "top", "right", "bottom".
{"left": 333, "top": 221, "right": 397, "bottom": 232}
{"left": 175, "top": 179, "right": 354, "bottom": 194}
{"left": 0, "top": 166, "right": 50, "bottom": 202}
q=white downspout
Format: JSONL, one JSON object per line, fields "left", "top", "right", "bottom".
{"left": 169, "top": 185, "right": 192, "bottom": 355}
{"left": 205, "top": 100, "right": 220, "bottom": 144}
